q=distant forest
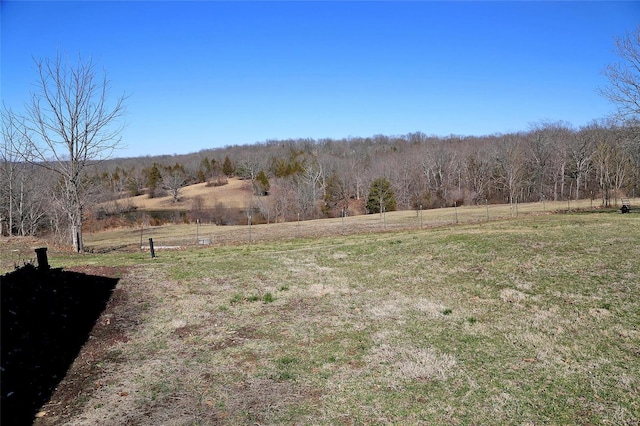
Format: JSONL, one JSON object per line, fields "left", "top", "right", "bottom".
{"left": 2, "top": 120, "right": 639, "bottom": 239}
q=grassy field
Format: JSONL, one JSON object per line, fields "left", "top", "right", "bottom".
{"left": 77, "top": 197, "right": 629, "bottom": 252}
{"left": 2, "top": 210, "right": 640, "bottom": 424}
{"left": 114, "top": 177, "right": 252, "bottom": 211}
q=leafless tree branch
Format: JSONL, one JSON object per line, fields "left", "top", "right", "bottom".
{"left": 600, "top": 26, "right": 640, "bottom": 122}
{"left": 14, "top": 53, "right": 127, "bottom": 251}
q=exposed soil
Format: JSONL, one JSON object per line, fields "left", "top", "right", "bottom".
{"left": 1, "top": 264, "right": 126, "bottom": 425}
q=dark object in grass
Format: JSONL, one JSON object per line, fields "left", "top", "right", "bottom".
{"left": 35, "top": 247, "right": 49, "bottom": 271}
{"left": 149, "top": 238, "right": 156, "bottom": 258}
{"left": 1, "top": 264, "right": 118, "bottom": 425}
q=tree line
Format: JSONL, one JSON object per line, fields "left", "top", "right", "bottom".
{"left": 3, "top": 103, "right": 640, "bottom": 244}
{"left": 54, "top": 121, "right": 640, "bottom": 220}
{"left": 2, "top": 27, "right": 639, "bottom": 250}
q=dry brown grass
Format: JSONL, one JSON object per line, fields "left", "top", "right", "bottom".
{"left": 3, "top": 202, "right": 639, "bottom": 425}
{"left": 123, "top": 178, "right": 253, "bottom": 211}
{"left": 81, "top": 196, "right": 635, "bottom": 253}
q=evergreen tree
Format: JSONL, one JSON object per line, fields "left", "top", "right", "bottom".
{"left": 222, "top": 155, "right": 235, "bottom": 177}
{"left": 254, "top": 170, "right": 270, "bottom": 195}
{"left": 200, "top": 156, "right": 212, "bottom": 173}
{"left": 197, "top": 169, "right": 206, "bottom": 183}
{"left": 272, "top": 151, "right": 305, "bottom": 178}
{"left": 145, "top": 163, "right": 162, "bottom": 198}
{"left": 366, "top": 177, "right": 396, "bottom": 214}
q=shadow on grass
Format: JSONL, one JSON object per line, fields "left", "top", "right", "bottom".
{"left": 1, "top": 264, "right": 118, "bottom": 425}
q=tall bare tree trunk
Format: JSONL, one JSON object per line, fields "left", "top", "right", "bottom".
{"left": 12, "top": 53, "right": 126, "bottom": 251}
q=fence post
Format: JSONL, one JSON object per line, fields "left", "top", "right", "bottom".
{"left": 35, "top": 247, "right": 50, "bottom": 271}
{"left": 454, "top": 202, "right": 459, "bottom": 224}
{"left": 149, "top": 238, "right": 156, "bottom": 258}
{"left": 383, "top": 207, "right": 386, "bottom": 229}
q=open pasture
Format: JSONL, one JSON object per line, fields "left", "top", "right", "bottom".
{"left": 117, "top": 178, "right": 252, "bottom": 211}
{"left": 7, "top": 210, "right": 634, "bottom": 425}
{"left": 81, "top": 197, "right": 627, "bottom": 253}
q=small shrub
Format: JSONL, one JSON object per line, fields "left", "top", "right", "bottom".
{"left": 467, "top": 317, "right": 477, "bottom": 324}
{"left": 246, "top": 294, "right": 260, "bottom": 302}
{"left": 263, "top": 292, "right": 274, "bottom": 303}
{"left": 149, "top": 217, "right": 164, "bottom": 226}
{"left": 277, "top": 355, "right": 298, "bottom": 366}
{"left": 442, "top": 308, "right": 452, "bottom": 315}
{"left": 230, "top": 293, "right": 244, "bottom": 305}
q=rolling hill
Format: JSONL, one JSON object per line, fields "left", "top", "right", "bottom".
{"left": 119, "top": 178, "right": 254, "bottom": 211}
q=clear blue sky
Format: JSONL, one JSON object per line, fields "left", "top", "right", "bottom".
{"left": 2, "top": 1, "right": 639, "bottom": 158}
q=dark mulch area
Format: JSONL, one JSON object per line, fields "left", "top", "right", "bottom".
{"left": 1, "top": 264, "right": 118, "bottom": 425}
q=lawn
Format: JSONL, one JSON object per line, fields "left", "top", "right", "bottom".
{"left": 3, "top": 211, "right": 639, "bottom": 424}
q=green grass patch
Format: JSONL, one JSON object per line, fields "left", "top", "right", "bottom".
{"left": 7, "top": 212, "right": 639, "bottom": 424}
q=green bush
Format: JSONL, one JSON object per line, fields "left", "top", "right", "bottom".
{"left": 366, "top": 177, "right": 396, "bottom": 214}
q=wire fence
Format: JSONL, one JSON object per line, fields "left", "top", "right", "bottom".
{"left": 84, "top": 197, "right": 638, "bottom": 252}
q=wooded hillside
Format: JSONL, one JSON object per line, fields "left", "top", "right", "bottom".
{"left": 2, "top": 121, "right": 639, "bottom": 240}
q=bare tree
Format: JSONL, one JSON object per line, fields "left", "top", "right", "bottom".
{"left": 383, "top": 147, "right": 421, "bottom": 210}
{"left": 162, "top": 163, "right": 188, "bottom": 203}
{"left": 1, "top": 108, "right": 22, "bottom": 236}
{"left": 271, "top": 178, "right": 297, "bottom": 222}
{"left": 464, "top": 150, "right": 492, "bottom": 205}
{"left": 597, "top": 127, "right": 633, "bottom": 205}
{"left": 492, "top": 135, "right": 527, "bottom": 206}
{"left": 421, "top": 142, "right": 459, "bottom": 207}
{"left": 17, "top": 164, "right": 49, "bottom": 236}
{"left": 620, "top": 124, "right": 640, "bottom": 196}
{"left": 569, "top": 125, "right": 599, "bottom": 200}
{"left": 526, "top": 121, "right": 568, "bottom": 201}
{"left": 236, "top": 155, "right": 261, "bottom": 182}
{"left": 15, "top": 53, "right": 126, "bottom": 251}
{"left": 301, "top": 160, "right": 324, "bottom": 218}
{"left": 601, "top": 26, "right": 640, "bottom": 121}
